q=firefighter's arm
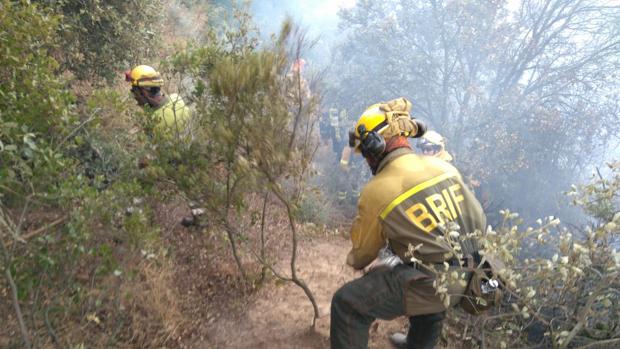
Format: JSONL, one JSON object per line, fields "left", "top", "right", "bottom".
{"left": 346, "top": 199, "right": 384, "bottom": 270}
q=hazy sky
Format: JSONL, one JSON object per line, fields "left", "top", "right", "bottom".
{"left": 251, "top": 0, "right": 356, "bottom": 37}
{"left": 251, "top": 0, "right": 619, "bottom": 34}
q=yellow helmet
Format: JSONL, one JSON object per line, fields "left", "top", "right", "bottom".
{"left": 124, "top": 65, "right": 164, "bottom": 87}
{"left": 349, "top": 104, "right": 390, "bottom": 153}
{"left": 348, "top": 98, "right": 424, "bottom": 154}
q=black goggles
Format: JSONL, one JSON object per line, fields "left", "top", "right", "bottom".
{"left": 416, "top": 142, "right": 442, "bottom": 153}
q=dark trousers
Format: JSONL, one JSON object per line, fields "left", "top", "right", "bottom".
{"left": 330, "top": 264, "right": 444, "bottom": 349}
{"left": 406, "top": 312, "right": 445, "bottom": 349}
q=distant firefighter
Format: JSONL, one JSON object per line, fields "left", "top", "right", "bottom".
{"left": 415, "top": 130, "right": 453, "bottom": 162}
{"left": 125, "top": 65, "right": 192, "bottom": 140}
{"left": 124, "top": 65, "right": 201, "bottom": 226}
{"left": 321, "top": 107, "right": 352, "bottom": 155}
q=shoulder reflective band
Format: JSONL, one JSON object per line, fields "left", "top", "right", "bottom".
{"left": 379, "top": 172, "right": 458, "bottom": 220}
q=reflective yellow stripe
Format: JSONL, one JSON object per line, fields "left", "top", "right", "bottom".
{"left": 380, "top": 172, "right": 458, "bottom": 220}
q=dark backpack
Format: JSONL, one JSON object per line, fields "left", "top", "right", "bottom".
{"left": 460, "top": 252, "right": 505, "bottom": 315}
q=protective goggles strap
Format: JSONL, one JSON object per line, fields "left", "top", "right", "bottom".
{"left": 135, "top": 76, "right": 163, "bottom": 86}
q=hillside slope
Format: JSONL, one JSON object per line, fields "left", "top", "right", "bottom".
{"left": 173, "top": 230, "right": 407, "bottom": 348}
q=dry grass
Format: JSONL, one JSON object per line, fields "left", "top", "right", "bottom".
{"left": 120, "top": 258, "right": 186, "bottom": 348}
{"left": 0, "top": 254, "right": 185, "bottom": 349}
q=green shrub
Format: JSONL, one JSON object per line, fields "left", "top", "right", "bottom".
{"left": 298, "top": 190, "right": 334, "bottom": 227}
{"left": 0, "top": 0, "right": 76, "bottom": 200}
{"left": 35, "top": 0, "right": 164, "bottom": 83}
{"left": 431, "top": 163, "right": 620, "bottom": 348}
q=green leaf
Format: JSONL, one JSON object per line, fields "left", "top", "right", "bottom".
{"left": 23, "top": 133, "right": 38, "bottom": 150}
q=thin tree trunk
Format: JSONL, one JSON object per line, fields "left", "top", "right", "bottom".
{"left": 224, "top": 170, "right": 248, "bottom": 283}
{"left": 45, "top": 305, "right": 61, "bottom": 348}
{"left": 258, "top": 192, "right": 269, "bottom": 284}
{"left": 225, "top": 225, "right": 248, "bottom": 283}
{"left": 560, "top": 272, "right": 618, "bottom": 349}
{"left": 0, "top": 235, "right": 32, "bottom": 349}
{"left": 276, "top": 191, "right": 320, "bottom": 328}
{"left": 287, "top": 52, "right": 305, "bottom": 153}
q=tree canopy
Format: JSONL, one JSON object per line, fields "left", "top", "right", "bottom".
{"left": 331, "top": 0, "right": 620, "bottom": 221}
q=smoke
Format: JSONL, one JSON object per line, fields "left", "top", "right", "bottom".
{"left": 250, "top": 0, "right": 356, "bottom": 66}
{"left": 250, "top": 0, "right": 354, "bottom": 34}
{"left": 169, "top": 0, "right": 620, "bottom": 226}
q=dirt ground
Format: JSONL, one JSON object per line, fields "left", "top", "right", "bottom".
{"left": 173, "top": 227, "right": 408, "bottom": 349}
{"left": 209, "top": 237, "right": 408, "bottom": 348}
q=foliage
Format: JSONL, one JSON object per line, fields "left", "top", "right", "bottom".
{"left": 34, "top": 0, "right": 163, "bottom": 83}
{"left": 0, "top": 3, "right": 173, "bottom": 346}
{"left": 1, "top": 0, "right": 330, "bottom": 346}
{"left": 0, "top": 0, "right": 77, "bottom": 200}
{"left": 427, "top": 164, "right": 620, "bottom": 348}
{"left": 569, "top": 163, "right": 620, "bottom": 223}
{"left": 298, "top": 189, "right": 335, "bottom": 226}
{"left": 153, "top": 10, "right": 323, "bottom": 323}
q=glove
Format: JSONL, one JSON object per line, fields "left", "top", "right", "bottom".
{"left": 377, "top": 246, "right": 404, "bottom": 268}
{"left": 365, "top": 246, "right": 403, "bottom": 273}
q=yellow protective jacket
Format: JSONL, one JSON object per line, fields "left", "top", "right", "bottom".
{"left": 347, "top": 148, "right": 486, "bottom": 315}
{"left": 436, "top": 150, "right": 453, "bottom": 162}
{"left": 151, "top": 93, "right": 192, "bottom": 139}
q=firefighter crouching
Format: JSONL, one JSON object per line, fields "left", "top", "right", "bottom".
{"left": 124, "top": 65, "right": 202, "bottom": 227}
{"left": 330, "top": 97, "right": 486, "bottom": 349}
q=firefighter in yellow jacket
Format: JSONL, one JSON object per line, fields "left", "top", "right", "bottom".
{"left": 125, "top": 65, "right": 201, "bottom": 226}
{"left": 125, "top": 65, "right": 192, "bottom": 140}
{"left": 330, "top": 98, "right": 486, "bottom": 349}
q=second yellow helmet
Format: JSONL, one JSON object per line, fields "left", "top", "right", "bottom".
{"left": 125, "top": 65, "right": 164, "bottom": 87}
